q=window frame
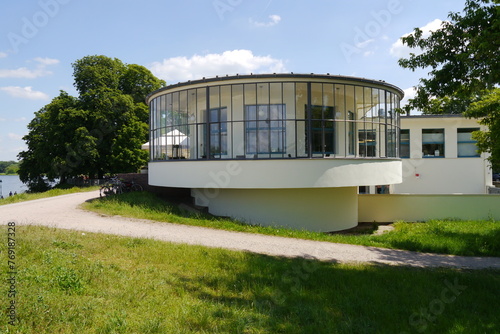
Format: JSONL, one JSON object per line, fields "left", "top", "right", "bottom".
{"left": 245, "top": 104, "right": 286, "bottom": 155}
{"left": 208, "top": 107, "right": 228, "bottom": 158}
{"left": 457, "top": 127, "right": 480, "bottom": 158}
{"left": 422, "top": 128, "right": 445, "bottom": 158}
{"left": 400, "top": 129, "right": 410, "bottom": 158}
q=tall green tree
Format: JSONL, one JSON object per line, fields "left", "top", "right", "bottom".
{"left": 398, "top": 0, "right": 500, "bottom": 167}
{"left": 18, "top": 91, "right": 95, "bottom": 190}
{"left": 18, "top": 55, "right": 165, "bottom": 190}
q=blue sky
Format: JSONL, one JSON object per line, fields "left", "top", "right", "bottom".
{"left": 0, "top": 0, "right": 465, "bottom": 161}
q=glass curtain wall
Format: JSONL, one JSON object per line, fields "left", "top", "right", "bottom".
{"left": 150, "top": 80, "right": 401, "bottom": 161}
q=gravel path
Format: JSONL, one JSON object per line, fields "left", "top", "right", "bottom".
{"left": 1, "top": 191, "right": 499, "bottom": 270}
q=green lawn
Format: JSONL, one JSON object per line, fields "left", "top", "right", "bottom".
{"left": 81, "top": 191, "right": 500, "bottom": 257}
{"left": 1, "top": 225, "right": 498, "bottom": 334}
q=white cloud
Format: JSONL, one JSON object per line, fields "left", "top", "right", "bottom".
{"left": 150, "top": 50, "right": 287, "bottom": 83}
{"left": 0, "top": 57, "right": 59, "bottom": 78}
{"left": 390, "top": 19, "right": 444, "bottom": 58}
{"left": 356, "top": 39, "right": 375, "bottom": 49}
{"left": 34, "top": 57, "right": 60, "bottom": 66}
{"left": 0, "top": 67, "right": 51, "bottom": 79}
{"left": 7, "top": 133, "right": 23, "bottom": 141}
{"left": 250, "top": 14, "right": 282, "bottom": 27}
{"left": 0, "top": 86, "right": 49, "bottom": 100}
{"left": 0, "top": 117, "right": 27, "bottom": 122}
{"left": 401, "top": 86, "right": 417, "bottom": 108}
{"left": 0, "top": 52, "right": 7, "bottom": 59}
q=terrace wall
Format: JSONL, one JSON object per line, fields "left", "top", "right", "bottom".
{"left": 359, "top": 194, "right": 500, "bottom": 222}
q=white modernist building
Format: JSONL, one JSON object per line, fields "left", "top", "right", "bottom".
{"left": 394, "top": 115, "right": 493, "bottom": 194}
{"left": 147, "top": 74, "right": 404, "bottom": 231}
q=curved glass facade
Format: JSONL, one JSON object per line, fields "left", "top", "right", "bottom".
{"left": 148, "top": 75, "right": 403, "bottom": 161}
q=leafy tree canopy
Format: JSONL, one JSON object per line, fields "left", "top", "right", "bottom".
{"left": 18, "top": 55, "right": 165, "bottom": 191}
{"left": 399, "top": 0, "right": 500, "bottom": 167}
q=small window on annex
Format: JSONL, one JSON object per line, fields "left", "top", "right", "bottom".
{"left": 457, "top": 128, "right": 480, "bottom": 157}
{"left": 400, "top": 129, "right": 410, "bottom": 158}
{"left": 422, "top": 129, "right": 444, "bottom": 158}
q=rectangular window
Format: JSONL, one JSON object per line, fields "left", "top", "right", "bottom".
{"left": 245, "top": 104, "right": 285, "bottom": 155}
{"left": 457, "top": 128, "right": 480, "bottom": 157}
{"left": 359, "top": 130, "right": 376, "bottom": 157}
{"left": 209, "top": 107, "right": 227, "bottom": 158}
{"left": 310, "top": 105, "right": 336, "bottom": 155}
{"left": 387, "top": 127, "right": 397, "bottom": 158}
{"left": 422, "top": 129, "right": 444, "bottom": 158}
{"left": 400, "top": 129, "right": 410, "bottom": 158}
{"left": 359, "top": 186, "right": 370, "bottom": 194}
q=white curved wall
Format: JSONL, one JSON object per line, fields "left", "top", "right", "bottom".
{"left": 149, "top": 159, "right": 402, "bottom": 189}
{"left": 197, "top": 187, "right": 358, "bottom": 232}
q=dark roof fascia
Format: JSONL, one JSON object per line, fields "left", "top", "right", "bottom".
{"left": 146, "top": 73, "right": 405, "bottom": 102}
{"left": 401, "top": 114, "right": 466, "bottom": 119}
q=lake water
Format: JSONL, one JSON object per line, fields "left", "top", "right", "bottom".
{"left": 0, "top": 175, "right": 27, "bottom": 197}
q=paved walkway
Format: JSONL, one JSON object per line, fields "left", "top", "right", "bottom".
{"left": 1, "top": 191, "right": 499, "bottom": 269}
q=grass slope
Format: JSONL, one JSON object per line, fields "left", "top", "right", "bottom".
{"left": 82, "top": 192, "right": 500, "bottom": 257}
{"left": 1, "top": 225, "right": 498, "bottom": 333}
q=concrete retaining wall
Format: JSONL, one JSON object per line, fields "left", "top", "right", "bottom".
{"left": 359, "top": 194, "right": 500, "bottom": 222}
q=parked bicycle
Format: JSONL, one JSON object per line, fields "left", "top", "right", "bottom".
{"left": 100, "top": 177, "right": 143, "bottom": 197}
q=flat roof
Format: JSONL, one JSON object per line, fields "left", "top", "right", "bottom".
{"left": 401, "top": 114, "right": 465, "bottom": 118}
{"left": 146, "top": 73, "right": 405, "bottom": 101}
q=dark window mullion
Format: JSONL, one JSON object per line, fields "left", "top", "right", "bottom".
{"left": 307, "top": 83, "right": 312, "bottom": 158}
{"left": 205, "top": 87, "right": 210, "bottom": 159}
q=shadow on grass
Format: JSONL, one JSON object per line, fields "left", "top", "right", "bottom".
{"left": 165, "top": 252, "right": 500, "bottom": 333}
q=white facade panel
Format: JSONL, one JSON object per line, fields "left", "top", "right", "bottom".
{"left": 395, "top": 158, "right": 490, "bottom": 194}
{"left": 149, "top": 159, "right": 402, "bottom": 189}
{"left": 394, "top": 115, "right": 492, "bottom": 194}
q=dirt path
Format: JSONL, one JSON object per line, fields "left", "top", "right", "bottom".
{"left": 1, "top": 191, "right": 499, "bottom": 269}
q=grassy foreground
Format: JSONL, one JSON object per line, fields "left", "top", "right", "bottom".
{"left": 82, "top": 192, "right": 500, "bottom": 257}
{"left": 1, "top": 225, "right": 499, "bottom": 333}
{"left": 0, "top": 186, "right": 99, "bottom": 206}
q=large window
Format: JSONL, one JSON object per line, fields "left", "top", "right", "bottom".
{"left": 245, "top": 104, "right": 286, "bottom": 155}
{"left": 457, "top": 128, "right": 480, "bottom": 157}
{"left": 400, "top": 129, "right": 410, "bottom": 158}
{"left": 209, "top": 107, "right": 228, "bottom": 158}
{"left": 310, "top": 105, "right": 336, "bottom": 155}
{"left": 359, "top": 130, "right": 376, "bottom": 157}
{"left": 422, "top": 129, "right": 444, "bottom": 158}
